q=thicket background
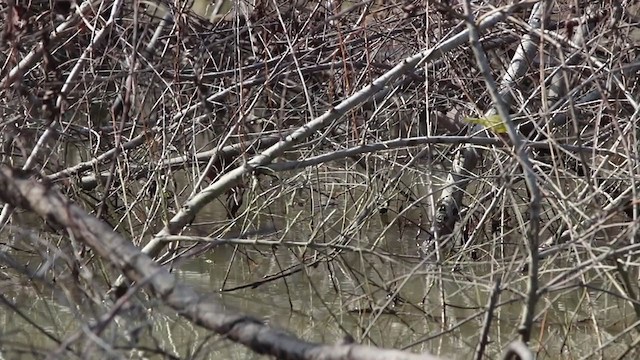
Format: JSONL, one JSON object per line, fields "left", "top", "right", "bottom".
{"left": 0, "top": 0, "right": 639, "bottom": 359}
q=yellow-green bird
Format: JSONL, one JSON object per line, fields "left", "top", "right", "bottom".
{"left": 463, "top": 114, "right": 508, "bottom": 134}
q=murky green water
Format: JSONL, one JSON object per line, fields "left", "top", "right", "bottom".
{"left": 1, "top": 200, "right": 636, "bottom": 360}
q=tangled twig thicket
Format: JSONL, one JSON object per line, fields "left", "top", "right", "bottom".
{"left": 0, "top": 0, "right": 639, "bottom": 359}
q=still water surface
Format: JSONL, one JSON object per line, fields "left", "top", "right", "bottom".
{"left": 0, "top": 189, "right": 635, "bottom": 360}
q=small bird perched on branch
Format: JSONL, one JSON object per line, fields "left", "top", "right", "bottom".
{"left": 463, "top": 114, "right": 508, "bottom": 134}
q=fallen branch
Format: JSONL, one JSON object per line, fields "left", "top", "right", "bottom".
{"left": 0, "top": 165, "right": 442, "bottom": 360}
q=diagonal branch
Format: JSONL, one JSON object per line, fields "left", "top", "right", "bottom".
{"left": 138, "top": 9, "right": 514, "bottom": 261}
{"left": 462, "top": 0, "right": 545, "bottom": 344}
{"left": 0, "top": 165, "right": 443, "bottom": 360}
{"left": 432, "top": 1, "right": 549, "bottom": 243}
